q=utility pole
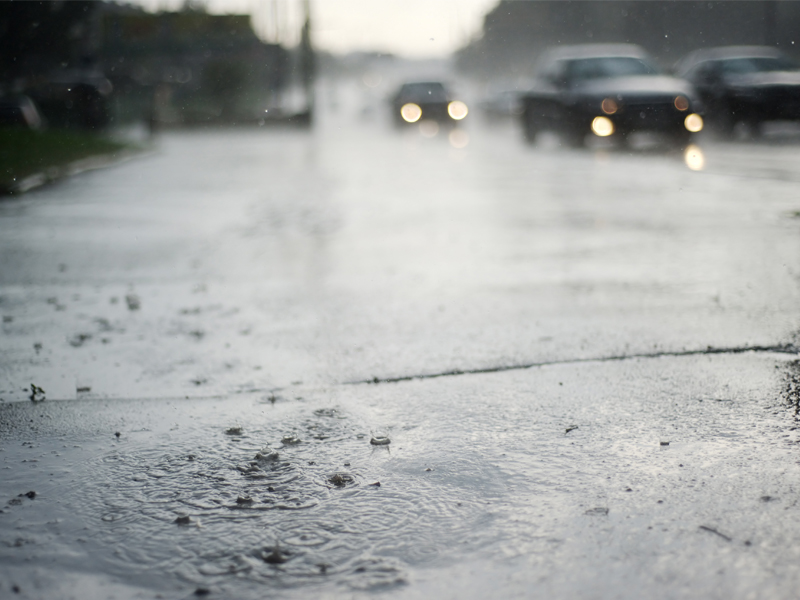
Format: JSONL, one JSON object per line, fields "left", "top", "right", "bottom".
{"left": 298, "top": 0, "right": 315, "bottom": 123}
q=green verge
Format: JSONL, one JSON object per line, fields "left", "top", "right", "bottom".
{"left": 0, "top": 128, "right": 128, "bottom": 193}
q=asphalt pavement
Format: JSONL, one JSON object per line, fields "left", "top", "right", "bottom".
{"left": 1, "top": 104, "right": 800, "bottom": 599}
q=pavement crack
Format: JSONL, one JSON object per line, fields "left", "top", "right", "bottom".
{"left": 699, "top": 525, "right": 733, "bottom": 542}
{"left": 349, "top": 344, "right": 800, "bottom": 385}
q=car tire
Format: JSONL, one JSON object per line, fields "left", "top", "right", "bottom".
{"left": 522, "top": 109, "right": 540, "bottom": 144}
{"left": 741, "top": 119, "right": 762, "bottom": 140}
{"left": 560, "top": 126, "right": 586, "bottom": 148}
{"left": 714, "top": 105, "right": 736, "bottom": 140}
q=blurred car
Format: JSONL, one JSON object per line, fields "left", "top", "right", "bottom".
{"left": 521, "top": 44, "right": 703, "bottom": 147}
{"left": 675, "top": 46, "right": 800, "bottom": 137}
{"left": 391, "top": 81, "right": 468, "bottom": 127}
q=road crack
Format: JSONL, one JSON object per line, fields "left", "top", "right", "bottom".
{"left": 349, "top": 344, "right": 800, "bottom": 385}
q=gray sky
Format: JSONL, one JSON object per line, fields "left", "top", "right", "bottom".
{"left": 130, "top": 0, "right": 498, "bottom": 57}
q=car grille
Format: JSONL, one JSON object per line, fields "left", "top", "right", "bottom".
{"left": 618, "top": 100, "right": 681, "bottom": 128}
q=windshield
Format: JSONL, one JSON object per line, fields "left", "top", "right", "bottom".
{"left": 567, "top": 57, "right": 662, "bottom": 80}
{"left": 397, "top": 82, "right": 449, "bottom": 102}
{"left": 719, "top": 56, "right": 799, "bottom": 75}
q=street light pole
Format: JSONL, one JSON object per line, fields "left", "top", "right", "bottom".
{"left": 299, "top": 0, "right": 315, "bottom": 122}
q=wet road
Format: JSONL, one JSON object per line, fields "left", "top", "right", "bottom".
{"left": 1, "top": 109, "right": 800, "bottom": 599}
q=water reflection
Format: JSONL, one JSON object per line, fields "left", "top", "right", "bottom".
{"left": 419, "top": 120, "right": 440, "bottom": 138}
{"left": 684, "top": 144, "right": 705, "bottom": 171}
{"left": 448, "top": 129, "right": 469, "bottom": 148}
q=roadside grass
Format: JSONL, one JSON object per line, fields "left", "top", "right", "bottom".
{"left": 0, "top": 127, "right": 128, "bottom": 193}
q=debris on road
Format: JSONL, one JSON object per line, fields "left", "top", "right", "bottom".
{"left": 29, "top": 384, "right": 45, "bottom": 402}
{"left": 254, "top": 449, "right": 279, "bottom": 462}
{"left": 585, "top": 507, "right": 609, "bottom": 516}
{"left": 69, "top": 333, "right": 92, "bottom": 348}
{"left": 328, "top": 473, "right": 354, "bottom": 487}
{"left": 699, "top": 525, "right": 732, "bottom": 542}
{"left": 125, "top": 294, "right": 141, "bottom": 311}
{"left": 261, "top": 546, "right": 290, "bottom": 564}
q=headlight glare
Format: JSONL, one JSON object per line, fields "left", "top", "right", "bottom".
{"left": 447, "top": 100, "right": 469, "bottom": 120}
{"left": 401, "top": 103, "right": 422, "bottom": 123}
{"left": 684, "top": 113, "right": 703, "bottom": 132}
{"left": 591, "top": 116, "right": 615, "bottom": 137}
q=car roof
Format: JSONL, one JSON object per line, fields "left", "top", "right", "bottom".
{"left": 541, "top": 44, "right": 650, "bottom": 62}
{"left": 399, "top": 81, "right": 446, "bottom": 89}
{"left": 677, "top": 46, "right": 786, "bottom": 71}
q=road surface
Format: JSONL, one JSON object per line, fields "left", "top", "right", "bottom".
{"left": 1, "top": 106, "right": 800, "bottom": 599}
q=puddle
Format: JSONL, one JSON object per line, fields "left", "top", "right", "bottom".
{"left": 7, "top": 398, "right": 490, "bottom": 596}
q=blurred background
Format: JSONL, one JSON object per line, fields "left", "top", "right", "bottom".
{"left": 1, "top": 1, "right": 799, "bottom": 146}
{"left": 2, "top": 1, "right": 800, "bottom": 186}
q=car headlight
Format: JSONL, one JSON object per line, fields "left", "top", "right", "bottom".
{"left": 684, "top": 113, "right": 703, "bottom": 133}
{"left": 601, "top": 98, "right": 618, "bottom": 115}
{"left": 591, "top": 116, "right": 614, "bottom": 137}
{"left": 401, "top": 103, "right": 422, "bottom": 123}
{"left": 674, "top": 96, "right": 689, "bottom": 111}
{"left": 447, "top": 101, "right": 468, "bottom": 120}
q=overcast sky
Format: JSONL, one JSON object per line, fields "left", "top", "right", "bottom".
{"left": 130, "top": 0, "right": 498, "bottom": 57}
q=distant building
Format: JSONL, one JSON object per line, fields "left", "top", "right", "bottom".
{"left": 100, "top": 7, "right": 287, "bottom": 92}
{"left": 458, "top": 1, "right": 800, "bottom": 79}
{"left": 100, "top": 5, "right": 289, "bottom": 124}
{"left": 0, "top": 1, "right": 291, "bottom": 127}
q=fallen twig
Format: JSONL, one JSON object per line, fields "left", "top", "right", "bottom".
{"left": 699, "top": 525, "right": 732, "bottom": 542}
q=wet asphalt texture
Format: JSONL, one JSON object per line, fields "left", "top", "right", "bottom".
{"left": 1, "top": 108, "right": 800, "bottom": 599}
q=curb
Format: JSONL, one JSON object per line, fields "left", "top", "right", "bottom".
{"left": 0, "top": 147, "right": 151, "bottom": 196}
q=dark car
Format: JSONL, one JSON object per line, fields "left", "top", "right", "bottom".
{"left": 521, "top": 44, "right": 703, "bottom": 147}
{"left": 391, "top": 81, "right": 468, "bottom": 127}
{"left": 675, "top": 46, "right": 800, "bottom": 137}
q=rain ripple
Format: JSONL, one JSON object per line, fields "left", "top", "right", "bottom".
{"left": 67, "top": 402, "right": 490, "bottom": 594}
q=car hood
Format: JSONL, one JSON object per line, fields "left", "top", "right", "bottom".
{"left": 575, "top": 75, "right": 695, "bottom": 99}
{"left": 725, "top": 71, "right": 800, "bottom": 88}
